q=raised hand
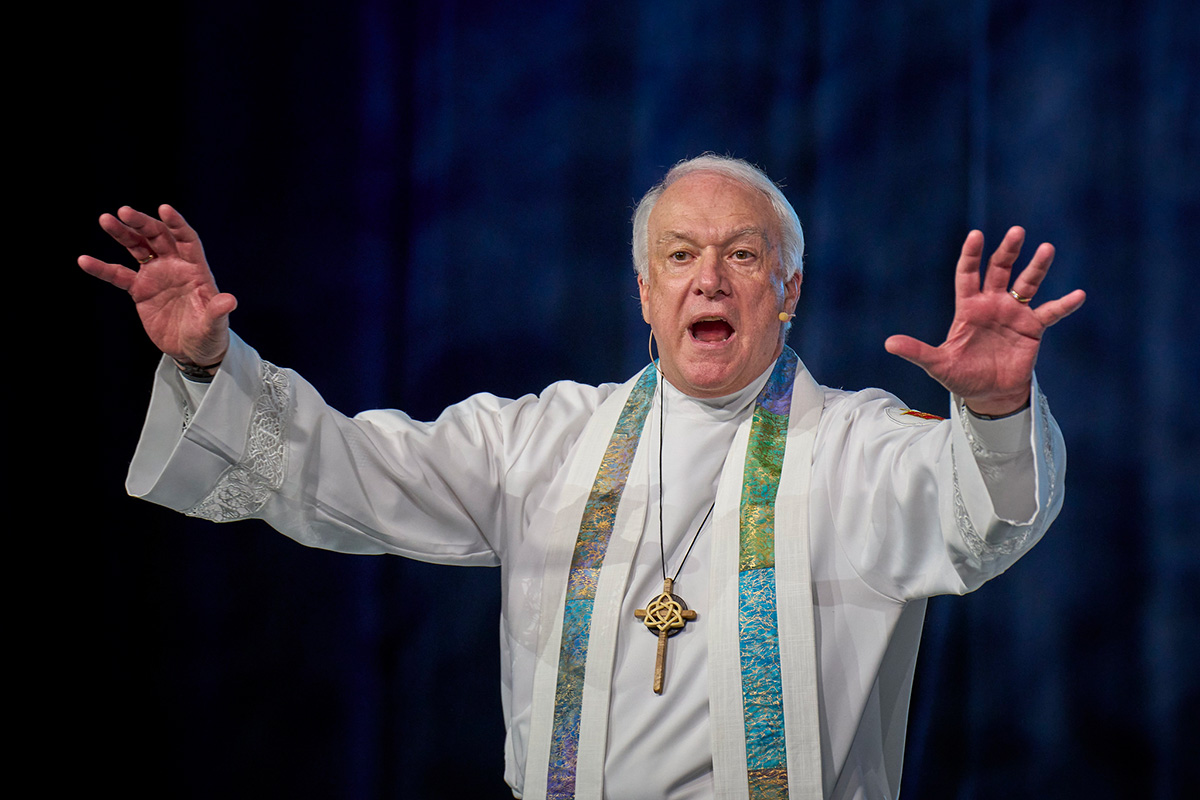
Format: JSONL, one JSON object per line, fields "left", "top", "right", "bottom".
{"left": 884, "top": 227, "right": 1086, "bottom": 416}
{"left": 79, "top": 205, "right": 236, "bottom": 368}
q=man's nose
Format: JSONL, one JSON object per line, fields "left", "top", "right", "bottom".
{"left": 694, "top": 249, "right": 729, "bottom": 296}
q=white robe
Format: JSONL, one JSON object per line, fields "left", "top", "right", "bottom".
{"left": 129, "top": 333, "right": 1064, "bottom": 799}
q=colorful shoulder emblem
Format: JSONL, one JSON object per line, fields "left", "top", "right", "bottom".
{"left": 885, "top": 407, "right": 946, "bottom": 426}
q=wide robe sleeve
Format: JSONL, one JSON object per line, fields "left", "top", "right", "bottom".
{"left": 816, "top": 378, "right": 1064, "bottom": 602}
{"left": 126, "top": 332, "right": 608, "bottom": 566}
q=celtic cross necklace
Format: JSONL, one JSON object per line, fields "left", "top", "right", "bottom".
{"left": 633, "top": 375, "right": 715, "bottom": 694}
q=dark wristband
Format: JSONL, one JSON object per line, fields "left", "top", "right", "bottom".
{"left": 965, "top": 398, "right": 1031, "bottom": 420}
{"left": 174, "top": 358, "right": 223, "bottom": 383}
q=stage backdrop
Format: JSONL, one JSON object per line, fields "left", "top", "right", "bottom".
{"left": 51, "top": 0, "right": 1196, "bottom": 797}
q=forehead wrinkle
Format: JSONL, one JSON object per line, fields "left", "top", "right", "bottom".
{"left": 655, "top": 226, "right": 772, "bottom": 250}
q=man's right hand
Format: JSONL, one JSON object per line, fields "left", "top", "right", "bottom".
{"left": 79, "top": 204, "right": 236, "bottom": 370}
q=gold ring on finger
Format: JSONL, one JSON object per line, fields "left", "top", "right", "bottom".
{"left": 137, "top": 253, "right": 157, "bottom": 265}
{"left": 1009, "top": 289, "right": 1032, "bottom": 304}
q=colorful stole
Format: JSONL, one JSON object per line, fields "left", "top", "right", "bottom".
{"left": 546, "top": 364, "right": 657, "bottom": 798}
{"left": 525, "top": 347, "right": 824, "bottom": 800}
{"left": 738, "top": 351, "right": 797, "bottom": 798}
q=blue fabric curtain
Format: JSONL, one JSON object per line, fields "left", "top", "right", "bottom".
{"left": 56, "top": 0, "right": 1195, "bottom": 796}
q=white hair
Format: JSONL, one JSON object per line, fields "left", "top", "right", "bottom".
{"left": 631, "top": 154, "right": 805, "bottom": 281}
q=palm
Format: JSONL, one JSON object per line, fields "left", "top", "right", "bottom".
{"left": 128, "top": 253, "right": 225, "bottom": 359}
{"left": 885, "top": 227, "right": 1086, "bottom": 416}
{"left": 79, "top": 205, "right": 235, "bottom": 366}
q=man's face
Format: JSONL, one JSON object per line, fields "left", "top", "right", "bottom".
{"left": 639, "top": 171, "right": 801, "bottom": 398}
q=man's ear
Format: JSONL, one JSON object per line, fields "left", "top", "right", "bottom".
{"left": 783, "top": 271, "right": 802, "bottom": 314}
{"left": 637, "top": 274, "right": 652, "bottom": 324}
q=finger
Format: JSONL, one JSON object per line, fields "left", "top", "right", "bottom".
{"left": 884, "top": 334, "right": 940, "bottom": 369}
{"left": 159, "top": 204, "right": 194, "bottom": 239}
{"left": 117, "top": 205, "right": 180, "bottom": 259}
{"left": 100, "top": 208, "right": 164, "bottom": 264}
{"left": 1009, "top": 242, "right": 1055, "bottom": 300}
{"left": 98, "top": 211, "right": 152, "bottom": 257}
{"left": 1033, "top": 289, "right": 1086, "bottom": 327}
{"left": 206, "top": 292, "right": 239, "bottom": 321}
{"left": 982, "top": 226, "right": 1026, "bottom": 293}
{"left": 160, "top": 204, "right": 206, "bottom": 263}
{"left": 954, "top": 230, "right": 986, "bottom": 300}
{"left": 78, "top": 254, "right": 137, "bottom": 292}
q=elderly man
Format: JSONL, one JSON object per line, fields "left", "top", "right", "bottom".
{"left": 80, "top": 155, "right": 1084, "bottom": 800}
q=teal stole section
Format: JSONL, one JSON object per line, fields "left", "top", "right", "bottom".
{"left": 738, "top": 347, "right": 798, "bottom": 799}
{"left": 545, "top": 364, "right": 657, "bottom": 799}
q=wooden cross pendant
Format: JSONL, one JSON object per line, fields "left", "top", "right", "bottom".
{"left": 634, "top": 577, "right": 697, "bottom": 694}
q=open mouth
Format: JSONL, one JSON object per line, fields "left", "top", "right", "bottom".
{"left": 690, "top": 317, "right": 735, "bottom": 343}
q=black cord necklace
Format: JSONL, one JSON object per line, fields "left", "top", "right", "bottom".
{"left": 633, "top": 373, "right": 714, "bottom": 694}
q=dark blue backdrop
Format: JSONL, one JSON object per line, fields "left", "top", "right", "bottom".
{"left": 52, "top": 0, "right": 1196, "bottom": 797}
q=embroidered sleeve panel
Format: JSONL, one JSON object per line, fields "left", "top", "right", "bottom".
{"left": 951, "top": 454, "right": 1037, "bottom": 561}
{"left": 952, "top": 381, "right": 1056, "bottom": 562}
{"left": 186, "top": 361, "right": 292, "bottom": 522}
{"left": 958, "top": 397, "right": 1007, "bottom": 461}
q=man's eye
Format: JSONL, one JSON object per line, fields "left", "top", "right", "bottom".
{"left": 732, "top": 249, "right": 754, "bottom": 260}
{"left": 670, "top": 251, "right": 690, "bottom": 261}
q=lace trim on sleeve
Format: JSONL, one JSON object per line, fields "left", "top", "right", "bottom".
{"left": 952, "top": 382, "right": 1056, "bottom": 561}
{"left": 186, "top": 362, "right": 291, "bottom": 522}
{"left": 957, "top": 397, "right": 1005, "bottom": 460}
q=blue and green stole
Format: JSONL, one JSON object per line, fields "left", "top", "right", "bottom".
{"left": 524, "top": 346, "right": 825, "bottom": 800}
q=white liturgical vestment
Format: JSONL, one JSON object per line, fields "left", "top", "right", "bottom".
{"left": 128, "top": 333, "right": 1065, "bottom": 800}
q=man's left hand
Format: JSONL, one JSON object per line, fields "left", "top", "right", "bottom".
{"left": 885, "top": 226, "right": 1086, "bottom": 416}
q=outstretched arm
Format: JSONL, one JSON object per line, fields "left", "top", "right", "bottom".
{"left": 79, "top": 204, "right": 236, "bottom": 371}
{"left": 885, "top": 226, "right": 1086, "bottom": 416}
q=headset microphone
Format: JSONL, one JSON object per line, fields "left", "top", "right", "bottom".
{"left": 778, "top": 311, "right": 795, "bottom": 322}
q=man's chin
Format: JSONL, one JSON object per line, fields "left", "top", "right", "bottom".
{"left": 665, "top": 359, "right": 748, "bottom": 399}
{"left": 664, "top": 341, "right": 784, "bottom": 398}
